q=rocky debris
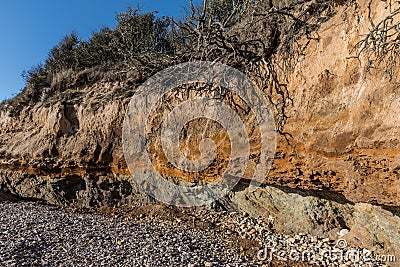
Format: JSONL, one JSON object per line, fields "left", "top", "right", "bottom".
{"left": 259, "top": 233, "right": 387, "bottom": 267}
{"left": 0, "top": 201, "right": 392, "bottom": 267}
{"left": 0, "top": 202, "right": 253, "bottom": 267}
{"left": 1, "top": 170, "right": 399, "bottom": 260}
{"left": 95, "top": 201, "right": 393, "bottom": 267}
{"left": 230, "top": 186, "right": 400, "bottom": 260}
{"left": 0, "top": 201, "right": 312, "bottom": 267}
{"left": 182, "top": 209, "right": 389, "bottom": 267}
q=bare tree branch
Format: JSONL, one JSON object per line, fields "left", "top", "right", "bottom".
{"left": 353, "top": 0, "right": 400, "bottom": 79}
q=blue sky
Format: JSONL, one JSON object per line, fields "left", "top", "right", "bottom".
{"left": 0, "top": 0, "right": 191, "bottom": 102}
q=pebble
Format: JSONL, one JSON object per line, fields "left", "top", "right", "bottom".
{"left": 287, "top": 237, "right": 296, "bottom": 243}
{"left": 338, "top": 228, "right": 349, "bottom": 237}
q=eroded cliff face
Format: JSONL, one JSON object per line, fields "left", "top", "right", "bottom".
{"left": 0, "top": 89, "right": 152, "bottom": 207}
{"left": 0, "top": 0, "right": 399, "bottom": 257}
{"left": 267, "top": 0, "right": 400, "bottom": 208}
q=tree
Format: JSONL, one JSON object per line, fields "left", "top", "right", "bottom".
{"left": 75, "top": 27, "right": 119, "bottom": 69}
{"left": 353, "top": 0, "right": 400, "bottom": 80}
{"left": 46, "top": 32, "right": 80, "bottom": 73}
{"left": 172, "top": 0, "right": 337, "bottom": 134}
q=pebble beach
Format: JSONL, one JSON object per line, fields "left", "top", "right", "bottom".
{"left": 0, "top": 201, "right": 389, "bottom": 267}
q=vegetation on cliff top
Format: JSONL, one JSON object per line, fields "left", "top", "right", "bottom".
{"left": 3, "top": 0, "right": 399, "bottom": 132}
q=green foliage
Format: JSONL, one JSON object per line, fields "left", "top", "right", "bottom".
{"left": 20, "top": 7, "right": 175, "bottom": 92}
{"left": 113, "top": 7, "right": 174, "bottom": 67}
{"left": 46, "top": 32, "right": 80, "bottom": 73}
{"left": 75, "top": 27, "right": 120, "bottom": 69}
{"left": 21, "top": 64, "right": 48, "bottom": 86}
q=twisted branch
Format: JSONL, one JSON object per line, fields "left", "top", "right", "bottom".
{"left": 172, "top": 0, "right": 336, "bottom": 135}
{"left": 353, "top": 0, "right": 400, "bottom": 79}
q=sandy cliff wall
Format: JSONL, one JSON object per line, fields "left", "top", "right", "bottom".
{"left": 268, "top": 0, "right": 400, "bottom": 208}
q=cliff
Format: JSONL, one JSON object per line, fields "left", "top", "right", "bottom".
{"left": 1, "top": 0, "right": 399, "bottom": 259}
